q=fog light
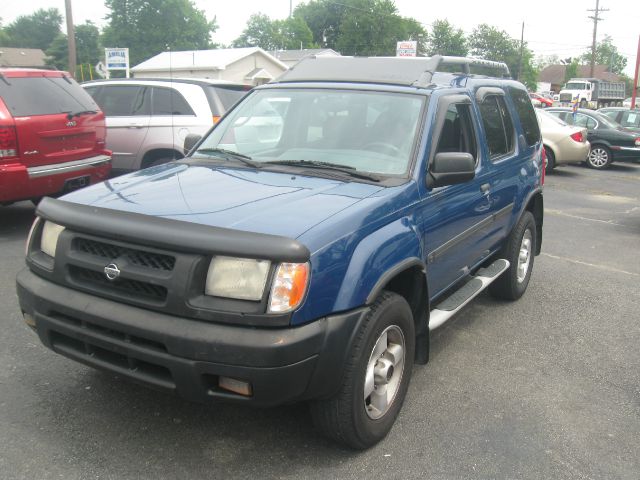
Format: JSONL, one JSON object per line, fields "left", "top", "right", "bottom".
{"left": 23, "top": 312, "right": 36, "bottom": 329}
{"left": 219, "top": 376, "right": 252, "bottom": 396}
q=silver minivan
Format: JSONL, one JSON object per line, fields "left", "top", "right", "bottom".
{"left": 83, "top": 78, "right": 250, "bottom": 174}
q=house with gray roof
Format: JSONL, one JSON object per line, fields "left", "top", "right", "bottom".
{"left": 131, "top": 47, "right": 288, "bottom": 85}
{"left": 0, "top": 47, "right": 47, "bottom": 68}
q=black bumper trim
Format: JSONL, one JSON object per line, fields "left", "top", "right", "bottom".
{"left": 17, "top": 268, "right": 368, "bottom": 406}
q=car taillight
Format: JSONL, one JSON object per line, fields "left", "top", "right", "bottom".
{"left": 540, "top": 147, "right": 546, "bottom": 186}
{"left": 0, "top": 126, "right": 18, "bottom": 160}
{"left": 635, "top": 137, "right": 640, "bottom": 147}
{"left": 570, "top": 131, "right": 584, "bottom": 143}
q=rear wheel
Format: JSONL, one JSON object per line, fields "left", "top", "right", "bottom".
{"left": 310, "top": 291, "right": 415, "bottom": 449}
{"left": 586, "top": 145, "right": 612, "bottom": 169}
{"left": 544, "top": 146, "right": 555, "bottom": 173}
{"left": 490, "top": 211, "right": 536, "bottom": 301}
{"left": 580, "top": 99, "right": 587, "bottom": 108}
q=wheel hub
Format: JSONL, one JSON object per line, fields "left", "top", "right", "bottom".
{"left": 517, "top": 229, "right": 533, "bottom": 283}
{"left": 363, "top": 325, "right": 405, "bottom": 419}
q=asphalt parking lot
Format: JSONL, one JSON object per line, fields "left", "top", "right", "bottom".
{"left": 1, "top": 161, "right": 639, "bottom": 480}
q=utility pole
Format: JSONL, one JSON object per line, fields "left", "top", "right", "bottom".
{"left": 587, "top": 0, "right": 608, "bottom": 78}
{"left": 517, "top": 22, "right": 524, "bottom": 81}
{"left": 65, "top": 0, "right": 76, "bottom": 78}
{"left": 632, "top": 35, "right": 639, "bottom": 109}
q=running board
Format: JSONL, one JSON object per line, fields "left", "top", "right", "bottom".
{"left": 429, "top": 259, "right": 510, "bottom": 331}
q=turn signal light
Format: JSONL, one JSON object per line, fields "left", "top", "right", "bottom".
{"left": 268, "top": 262, "right": 310, "bottom": 313}
{"left": 570, "top": 131, "right": 584, "bottom": 143}
{"left": 212, "top": 115, "right": 221, "bottom": 124}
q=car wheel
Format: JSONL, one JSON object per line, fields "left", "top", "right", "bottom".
{"left": 580, "top": 99, "right": 587, "bottom": 108}
{"left": 544, "top": 146, "right": 555, "bottom": 173}
{"left": 586, "top": 146, "right": 612, "bottom": 169}
{"left": 310, "top": 291, "right": 415, "bottom": 449}
{"left": 489, "top": 211, "right": 536, "bottom": 301}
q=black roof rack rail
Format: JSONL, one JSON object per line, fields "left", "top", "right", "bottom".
{"left": 413, "top": 55, "right": 511, "bottom": 87}
{"left": 274, "top": 55, "right": 512, "bottom": 88}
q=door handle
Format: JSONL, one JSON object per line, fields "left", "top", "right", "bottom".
{"left": 480, "top": 183, "right": 490, "bottom": 193}
{"left": 128, "top": 123, "right": 144, "bottom": 129}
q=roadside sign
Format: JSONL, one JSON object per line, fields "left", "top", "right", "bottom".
{"left": 396, "top": 41, "right": 417, "bottom": 57}
{"left": 105, "top": 48, "right": 130, "bottom": 78}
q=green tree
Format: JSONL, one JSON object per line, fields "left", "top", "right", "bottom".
{"left": 426, "top": 19, "right": 467, "bottom": 57}
{"left": 46, "top": 22, "right": 102, "bottom": 78}
{"left": 579, "top": 35, "right": 627, "bottom": 74}
{"left": 0, "top": 19, "right": 10, "bottom": 46}
{"left": 102, "top": 0, "right": 217, "bottom": 66}
{"left": 564, "top": 59, "right": 579, "bottom": 82}
{"left": 295, "top": 0, "right": 425, "bottom": 56}
{"left": 4, "top": 8, "right": 63, "bottom": 51}
{"left": 233, "top": 14, "right": 315, "bottom": 50}
{"left": 469, "top": 24, "right": 537, "bottom": 89}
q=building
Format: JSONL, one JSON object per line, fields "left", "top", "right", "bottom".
{"left": 130, "top": 47, "right": 288, "bottom": 85}
{"left": 269, "top": 48, "right": 341, "bottom": 68}
{"left": 539, "top": 64, "right": 622, "bottom": 93}
{"left": 0, "top": 47, "right": 47, "bottom": 68}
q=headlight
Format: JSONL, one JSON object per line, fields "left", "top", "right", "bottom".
{"left": 205, "top": 256, "right": 270, "bottom": 301}
{"left": 268, "top": 262, "right": 310, "bottom": 313}
{"left": 40, "top": 221, "right": 65, "bottom": 257}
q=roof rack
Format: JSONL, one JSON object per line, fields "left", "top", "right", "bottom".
{"left": 274, "top": 55, "right": 511, "bottom": 87}
{"left": 413, "top": 55, "right": 511, "bottom": 87}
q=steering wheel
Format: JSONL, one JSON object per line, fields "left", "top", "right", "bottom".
{"left": 363, "top": 142, "right": 401, "bottom": 156}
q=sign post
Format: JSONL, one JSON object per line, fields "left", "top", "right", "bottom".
{"left": 396, "top": 41, "right": 417, "bottom": 57}
{"left": 105, "top": 48, "right": 130, "bottom": 78}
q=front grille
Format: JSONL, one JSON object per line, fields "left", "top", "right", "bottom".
{"left": 559, "top": 93, "right": 573, "bottom": 102}
{"left": 69, "top": 265, "right": 168, "bottom": 302}
{"left": 74, "top": 237, "right": 176, "bottom": 271}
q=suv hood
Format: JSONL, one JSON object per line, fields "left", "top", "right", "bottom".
{"left": 61, "top": 163, "right": 384, "bottom": 239}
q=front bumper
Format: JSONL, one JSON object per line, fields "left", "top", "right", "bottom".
{"left": 0, "top": 154, "right": 111, "bottom": 203}
{"left": 17, "top": 268, "right": 367, "bottom": 407}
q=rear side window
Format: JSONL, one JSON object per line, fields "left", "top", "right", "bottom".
{"left": 478, "top": 95, "right": 515, "bottom": 159}
{"left": 622, "top": 111, "right": 640, "bottom": 128}
{"left": 151, "top": 87, "right": 194, "bottom": 115}
{"left": 0, "top": 76, "right": 98, "bottom": 117}
{"left": 574, "top": 113, "right": 597, "bottom": 129}
{"left": 205, "top": 85, "right": 249, "bottom": 114}
{"left": 509, "top": 87, "right": 541, "bottom": 146}
{"left": 94, "top": 85, "right": 149, "bottom": 116}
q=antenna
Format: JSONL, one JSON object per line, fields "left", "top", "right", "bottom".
{"left": 168, "top": 46, "right": 176, "bottom": 161}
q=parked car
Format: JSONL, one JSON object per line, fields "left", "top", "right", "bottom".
{"left": 17, "top": 55, "right": 544, "bottom": 449}
{"left": 622, "top": 97, "right": 639, "bottom": 109}
{"left": 0, "top": 68, "right": 111, "bottom": 205}
{"left": 530, "top": 92, "right": 553, "bottom": 108}
{"left": 536, "top": 109, "right": 590, "bottom": 173}
{"left": 598, "top": 107, "right": 640, "bottom": 134}
{"left": 82, "top": 78, "right": 250, "bottom": 174}
{"left": 546, "top": 107, "right": 640, "bottom": 169}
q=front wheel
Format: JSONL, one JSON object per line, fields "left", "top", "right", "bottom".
{"left": 544, "top": 146, "right": 555, "bottom": 173}
{"left": 310, "top": 291, "right": 415, "bottom": 449}
{"left": 490, "top": 211, "right": 537, "bottom": 301}
{"left": 586, "top": 146, "right": 612, "bottom": 169}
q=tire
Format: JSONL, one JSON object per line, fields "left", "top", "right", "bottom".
{"left": 586, "top": 145, "right": 612, "bottom": 169}
{"left": 544, "top": 146, "right": 555, "bottom": 173}
{"left": 580, "top": 99, "right": 587, "bottom": 109}
{"left": 489, "top": 211, "right": 536, "bottom": 301}
{"left": 310, "top": 291, "right": 415, "bottom": 449}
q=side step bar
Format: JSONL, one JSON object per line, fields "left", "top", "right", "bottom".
{"left": 428, "top": 259, "right": 510, "bottom": 331}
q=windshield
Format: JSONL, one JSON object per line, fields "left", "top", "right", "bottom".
{"left": 193, "top": 88, "right": 425, "bottom": 177}
{"left": 564, "top": 82, "right": 587, "bottom": 90}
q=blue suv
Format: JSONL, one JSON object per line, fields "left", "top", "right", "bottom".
{"left": 17, "top": 56, "right": 544, "bottom": 449}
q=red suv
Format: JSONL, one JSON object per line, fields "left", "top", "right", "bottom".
{"left": 0, "top": 68, "right": 111, "bottom": 205}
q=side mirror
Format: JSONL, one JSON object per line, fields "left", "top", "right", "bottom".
{"left": 183, "top": 133, "right": 202, "bottom": 155}
{"left": 427, "top": 152, "right": 475, "bottom": 189}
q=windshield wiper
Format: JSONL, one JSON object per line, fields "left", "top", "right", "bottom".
{"left": 66, "top": 110, "right": 98, "bottom": 120}
{"left": 192, "top": 148, "right": 260, "bottom": 168}
{"left": 264, "top": 159, "right": 380, "bottom": 182}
